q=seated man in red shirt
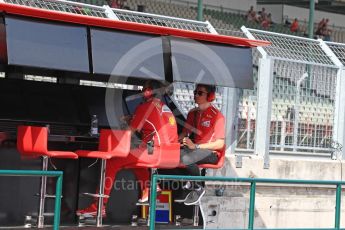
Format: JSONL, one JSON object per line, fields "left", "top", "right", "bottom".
{"left": 77, "top": 80, "right": 178, "bottom": 218}
{"left": 179, "top": 84, "right": 225, "bottom": 205}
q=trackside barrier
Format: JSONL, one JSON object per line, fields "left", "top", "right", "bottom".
{"left": 149, "top": 175, "right": 344, "bottom": 230}
{"left": 0, "top": 170, "right": 63, "bottom": 230}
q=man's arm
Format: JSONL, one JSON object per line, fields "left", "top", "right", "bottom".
{"left": 197, "top": 139, "right": 224, "bottom": 150}
{"left": 183, "top": 137, "right": 224, "bottom": 150}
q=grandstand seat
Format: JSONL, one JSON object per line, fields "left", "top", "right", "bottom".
{"left": 17, "top": 125, "right": 78, "bottom": 228}
{"left": 75, "top": 129, "right": 131, "bottom": 227}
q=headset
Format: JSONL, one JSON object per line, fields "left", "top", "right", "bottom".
{"left": 196, "top": 84, "right": 216, "bottom": 102}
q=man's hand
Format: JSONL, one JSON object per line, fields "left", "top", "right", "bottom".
{"left": 183, "top": 137, "right": 196, "bottom": 150}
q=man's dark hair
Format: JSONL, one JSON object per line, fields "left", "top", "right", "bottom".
{"left": 145, "top": 80, "right": 163, "bottom": 90}
{"left": 196, "top": 83, "right": 216, "bottom": 94}
{"left": 143, "top": 80, "right": 166, "bottom": 98}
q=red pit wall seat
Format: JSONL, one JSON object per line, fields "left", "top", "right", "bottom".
{"left": 17, "top": 125, "right": 78, "bottom": 228}
{"left": 75, "top": 129, "right": 131, "bottom": 227}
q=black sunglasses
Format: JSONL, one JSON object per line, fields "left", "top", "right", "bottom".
{"left": 193, "top": 90, "right": 208, "bottom": 96}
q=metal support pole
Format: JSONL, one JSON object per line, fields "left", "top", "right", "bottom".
{"left": 149, "top": 175, "right": 158, "bottom": 230}
{"left": 254, "top": 58, "right": 274, "bottom": 163}
{"left": 280, "top": 121, "right": 286, "bottom": 151}
{"left": 193, "top": 205, "right": 200, "bottom": 226}
{"left": 147, "top": 168, "right": 157, "bottom": 227}
{"left": 293, "top": 73, "right": 308, "bottom": 151}
{"left": 224, "top": 87, "right": 240, "bottom": 155}
{"left": 38, "top": 156, "right": 49, "bottom": 228}
{"left": 248, "top": 182, "right": 256, "bottom": 230}
{"left": 53, "top": 174, "right": 63, "bottom": 230}
{"left": 335, "top": 184, "right": 341, "bottom": 229}
{"left": 318, "top": 40, "right": 344, "bottom": 159}
{"left": 96, "top": 159, "right": 107, "bottom": 227}
{"left": 308, "top": 0, "right": 315, "bottom": 39}
{"left": 334, "top": 69, "right": 345, "bottom": 159}
{"left": 197, "top": 0, "right": 203, "bottom": 21}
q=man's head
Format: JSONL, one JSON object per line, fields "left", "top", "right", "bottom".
{"left": 142, "top": 80, "right": 164, "bottom": 100}
{"left": 193, "top": 84, "right": 216, "bottom": 105}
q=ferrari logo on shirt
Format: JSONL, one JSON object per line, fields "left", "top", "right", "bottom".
{"left": 169, "top": 116, "right": 176, "bottom": 126}
{"left": 201, "top": 120, "right": 211, "bottom": 127}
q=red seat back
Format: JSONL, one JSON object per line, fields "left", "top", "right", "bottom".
{"left": 17, "top": 125, "right": 34, "bottom": 157}
{"left": 30, "top": 126, "right": 49, "bottom": 155}
{"left": 98, "top": 129, "right": 131, "bottom": 158}
{"left": 17, "top": 126, "right": 49, "bottom": 158}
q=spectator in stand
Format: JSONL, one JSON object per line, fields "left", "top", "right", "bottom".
{"left": 246, "top": 6, "right": 256, "bottom": 22}
{"left": 108, "top": 0, "right": 128, "bottom": 9}
{"left": 316, "top": 18, "right": 326, "bottom": 36}
{"left": 323, "top": 18, "right": 331, "bottom": 35}
{"left": 290, "top": 18, "right": 299, "bottom": 33}
{"left": 257, "top": 7, "right": 267, "bottom": 23}
{"left": 316, "top": 18, "right": 332, "bottom": 39}
{"left": 261, "top": 13, "right": 272, "bottom": 29}
{"left": 107, "top": 0, "right": 119, "bottom": 8}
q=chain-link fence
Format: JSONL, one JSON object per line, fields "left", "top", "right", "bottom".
{"left": 270, "top": 62, "right": 337, "bottom": 152}
{"left": 240, "top": 27, "right": 344, "bottom": 155}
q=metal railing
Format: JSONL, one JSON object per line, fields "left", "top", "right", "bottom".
{"left": 149, "top": 174, "right": 344, "bottom": 230}
{"left": 3, "top": 0, "right": 108, "bottom": 17}
{"left": 0, "top": 170, "right": 63, "bottom": 230}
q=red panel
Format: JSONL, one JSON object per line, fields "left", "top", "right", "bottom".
{"left": 0, "top": 2, "right": 270, "bottom": 47}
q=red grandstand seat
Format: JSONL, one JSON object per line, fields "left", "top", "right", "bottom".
{"left": 75, "top": 129, "right": 131, "bottom": 227}
{"left": 16, "top": 125, "right": 78, "bottom": 228}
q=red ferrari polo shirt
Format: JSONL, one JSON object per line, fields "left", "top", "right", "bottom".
{"left": 183, "top": 105, "right": 225, "bottom": 156}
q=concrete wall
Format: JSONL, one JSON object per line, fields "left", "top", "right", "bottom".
{"left": 208, "top": 155, "right": 343, "bottom": 181}
{"left": 200, "top": 155, "right": 345, "bottom": 228}
{"left": 202, "top": 186, "right": 342, "bottom": 229}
